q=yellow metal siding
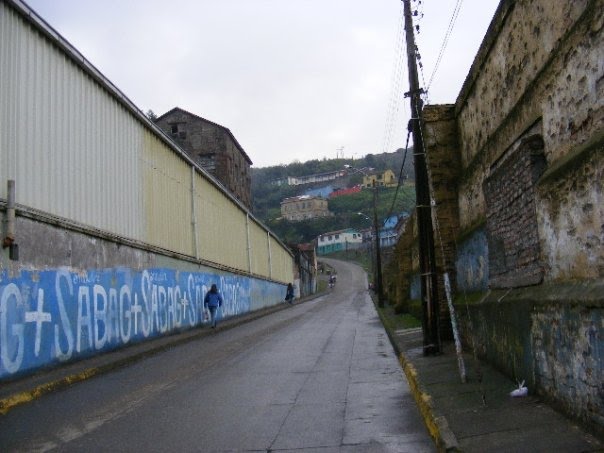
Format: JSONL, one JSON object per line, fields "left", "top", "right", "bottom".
{"left": 142, "top": 133, "right": 193, "bottom": 255}
{"left": 1, "top": 1, "right": 293, "bottom": 284}
{"left": 196, "top": 178, "right": 249, "bottom": 270}
{"left": 271, "top": 244, "right": 294, "bottom": 283}
{"left": 249, "top": 221, "right": 270, "bottom": 276}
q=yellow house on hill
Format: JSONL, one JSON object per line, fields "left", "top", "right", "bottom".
{"left": 362, "top": 169, "right": 397, "bottom": 188}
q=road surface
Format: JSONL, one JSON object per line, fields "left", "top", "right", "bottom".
{"left": 0, "top": 259, "right": 434, "bottom": 452}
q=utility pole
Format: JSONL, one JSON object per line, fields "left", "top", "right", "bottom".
{"left": 372, "top": 181, "right": 385, "bottom": 308}
{"left": 402, "top": 0, "right": 440, "bottom": 354}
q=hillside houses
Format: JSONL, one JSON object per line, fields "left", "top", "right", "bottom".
{"left": 273, "top": 170, "right": 347, "bottom": 186}
{"left": 316, "top": 229, "right": 363, "bottom": 255}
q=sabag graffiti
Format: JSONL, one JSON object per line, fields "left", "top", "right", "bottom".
{"left": 0, "top": 267, "right": 253, "bottom": 379}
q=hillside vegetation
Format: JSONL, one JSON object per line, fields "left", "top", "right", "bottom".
{"left": 251, "top": 150, "right": 416, "bottom": 244}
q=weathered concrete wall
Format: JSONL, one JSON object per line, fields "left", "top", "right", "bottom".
{"left": 450, "top": 0, "right": 604, "bottom": 432}
{"left": 457, "top": 0, "right": 602, "bottom": 227}
{"left": 386, "top": 0, "right": 604, "bottom": 433}
{"left": 537, "top": 133, "right": 604, "bottom": 280}
{"left": 383, "top": 211, "right": 418, "bottom": 312}
{"left": 422, "top": 105, "right": 462, "bottom": 339}
{"left": 0, "top": 214, "right": 286, "bottom": 382}
{"left": 458, "top": 284, "right": 603, "bottom": 432}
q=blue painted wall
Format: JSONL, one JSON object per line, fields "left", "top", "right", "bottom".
{"left": 304, "top": 185, "right": 333, "bottom": 198}
{"left": 456, "top": 227, "right": 489, "bottom": 292}
{"left": 410, "top": 273, "right": 421, "bottom": 300}
{"left": 0, "top": 266, "right": 285, "bottom": 380}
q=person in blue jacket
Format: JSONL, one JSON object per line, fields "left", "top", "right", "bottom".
{"left": 285, "top": 283, "right": 295, "bottom": 304}
{"left": 204, "top": 283, "right": 223, "bottom": 328}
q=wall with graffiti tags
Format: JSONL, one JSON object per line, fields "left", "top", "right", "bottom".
{"left": 0, "top": 266, "right": 284, "bottom": 381}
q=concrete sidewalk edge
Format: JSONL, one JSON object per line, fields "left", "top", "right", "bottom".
{"left": 373, "top": 301, "right": 460, "bottom": 453}
{"left": 399, "top": 353, "right": 461, "bottom": 453}
{"left": 0, "top": 293, "right": 324, "bottom": 416}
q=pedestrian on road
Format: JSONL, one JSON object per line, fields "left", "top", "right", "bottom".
{"left": 285, "top": 283, "right": 295, "bottom": 304}
{"left": 204, "top": 283, "right": 223, "bottom": 328}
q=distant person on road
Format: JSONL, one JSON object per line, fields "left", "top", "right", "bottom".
{"left": 329, "top": 275, "right": 336, "bottom": 288}
{"left": 285, "top": 283, "right": 295, "bottom": 304}
{"left": 204, "top": 283, "right": 223, "bottom": 328}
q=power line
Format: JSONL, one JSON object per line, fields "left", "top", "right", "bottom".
{"left": 385, "top": 129, "right": 412, "bottom": 221}
{"left": 427, "top": 0, "right": 464, "bottom": 92}
{"left": 380, "top": 1, "right": 407, "bottom": 155}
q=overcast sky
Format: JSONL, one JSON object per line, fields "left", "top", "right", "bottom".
{"left": 26, "top": 0, "right": 499, "bottom": 168}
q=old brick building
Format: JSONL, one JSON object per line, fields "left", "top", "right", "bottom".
{"left": 280, "top": 195, "right": 332, "bottom": 221}
{"left": 155, "top": 107, "right": 252, "bottom": 208}
{"left": 386, "top": 0, "right": 603, "bottom": 433}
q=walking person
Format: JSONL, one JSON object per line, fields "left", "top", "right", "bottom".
{"left": 204, "top": 283, "right": 223, "bottom": 329}
{"left": 285, "top": 283, "right": 295, "bottom": 304}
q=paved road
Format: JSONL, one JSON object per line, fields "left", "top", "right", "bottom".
{"left": 0, "top": 259, "right": 434, "bottom": 452}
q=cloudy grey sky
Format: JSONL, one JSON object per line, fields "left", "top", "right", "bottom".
{"left": 26, "top": 0, "right": 499, "bottom": 168}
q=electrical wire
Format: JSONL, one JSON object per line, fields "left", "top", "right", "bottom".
{"left": 380, "top": 1, "right": 407, "bottom": 156}
{"left": 426, "top": 0, "right": 464, "bottom": 92}
{"left": 384, "top": 129, "right": 412, "bottom": 222}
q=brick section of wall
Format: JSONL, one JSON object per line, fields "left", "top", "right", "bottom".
{"left": 484, "top": 135, "right": 546, "bottom": 288}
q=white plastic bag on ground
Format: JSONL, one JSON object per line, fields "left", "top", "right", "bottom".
{"left": 510, "top": 380, "right": 528, "bottom": 397}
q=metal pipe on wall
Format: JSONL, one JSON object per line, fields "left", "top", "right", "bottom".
{"left": 246, "top": 213, "right": 252, "bottom": 273}
{"left": 3, "top": 179, "right": 16, "bottom": 245}
{"left": 190, "top": 166, "right": 199, "bottom": 259}
{"left": 3, "top": 179, "right": 18, "bottom": 260}
{"left": 267, "top": 231, "right": 273, "bottom": 279}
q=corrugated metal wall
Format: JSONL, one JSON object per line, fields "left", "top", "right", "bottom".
{"left": 271, "top": 241, "right": 295, "bottom": 283}
{"left": 249, "top": 219, "right": 270, "bottom": 277}
{"left": 1, "top": 5, "right": 144, "bottom": 239}
{"left": 0, "top": 0, "right": 293, "bottom": 283}
{"left": 142, "top": 132, "right": 193, "bottom": 255}
{"left": 196, "top": 178, "right": 249, "bottom": 270}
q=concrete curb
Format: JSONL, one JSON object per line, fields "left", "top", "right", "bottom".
{"left": 0, "top": 293, "right": 325, "bottom": 416}
{"left": 372, "top": 300, "right": 460, "bottom": 453}
{"left": 399, "top": 353, "right": 461, "bottom": 453}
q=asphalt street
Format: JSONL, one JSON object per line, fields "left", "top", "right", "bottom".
{"left": 0, "top": 259, "right": 434, "bottom": 452}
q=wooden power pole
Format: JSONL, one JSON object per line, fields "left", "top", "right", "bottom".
{"left": 402, "top": 0, "right": 440, "bottom": 355}
{"left": 372, "top": 181, "right": 384, "bottom": 308}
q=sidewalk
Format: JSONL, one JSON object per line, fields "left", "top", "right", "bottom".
{"left": 384, "top": 324, "right": 604, "bottom": 452}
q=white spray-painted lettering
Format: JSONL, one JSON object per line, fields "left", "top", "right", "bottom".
{"left": 0, "top": 268, "right": 260, "bottom": 378}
